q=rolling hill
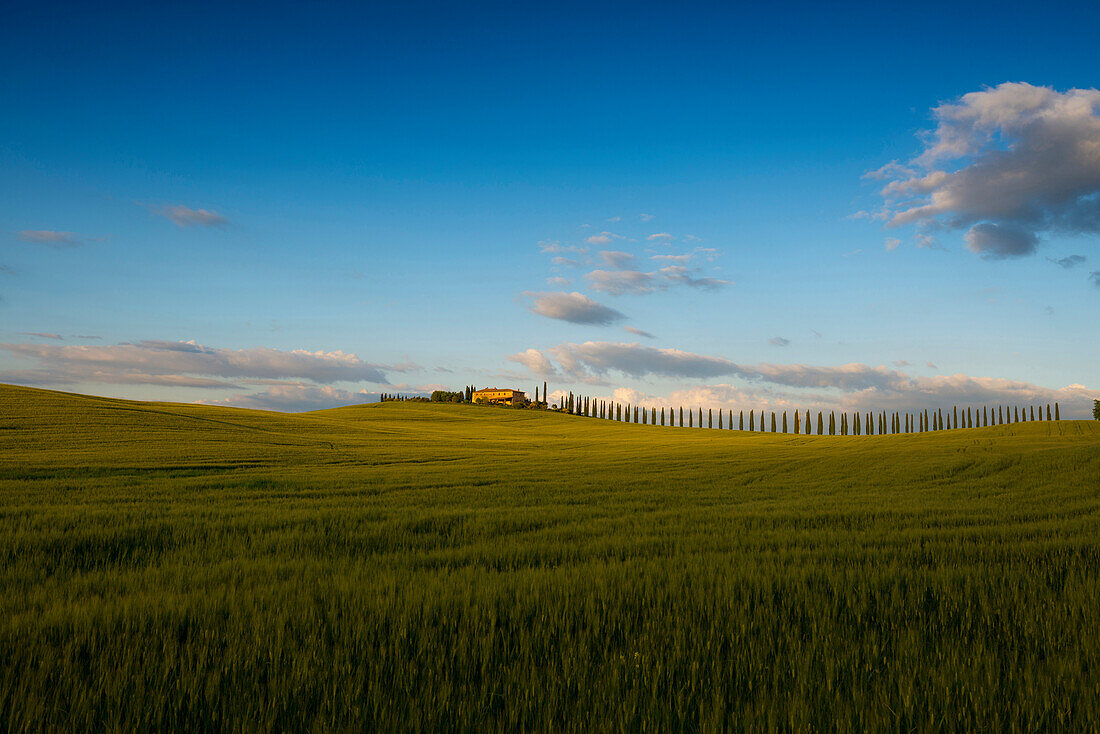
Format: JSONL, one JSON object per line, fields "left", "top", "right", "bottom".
{"left": 2, "top": 383, "right": 1098, "bottom": 731}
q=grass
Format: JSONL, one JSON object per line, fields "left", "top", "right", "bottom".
{"left": 1, "top": 383, "right": 1098, "bottom": 732}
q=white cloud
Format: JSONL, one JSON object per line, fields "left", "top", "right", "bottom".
{"left": 201, "top": 383, "right": 376, "bottom": 412}
{"left": 873, "top": 82, "right": 1100, "bottom": 259}
{"left": 546, "top": 276, "right": 571, "bottom": 287}
{"left": 885, "top": 238, "right": 901, "bottom": 251}
{"left": 647, "top": 232, "right": 674, "bottom": 241}
{"left": 622, "top": 326, "right": 655, "bottom": 339}
{"left": 152, "top": 205, "right": 228, "bottom": 228}
{"left": 640, "top": 213, "right": 655, "bottom": 222}
{"left": 586, "top": 231, "right": 620, "bottom": 245}
{"left": 769, "top": 336, "right": 790, "bottom": 347}
{"left": 506, "top": 348, "right": 558, "bottom": 375}
{"left": 599, "top": 250, "right": 635, "bottom": 268}
{"left": 19, "top": 332, "right": 63, "bottom": 340}
{"left": 523, "top": 291, "right": 626, "bottom": 325}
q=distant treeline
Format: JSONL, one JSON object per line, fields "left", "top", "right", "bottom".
{"left": 551, "top": 391, "right": 1069, "bottom": 434}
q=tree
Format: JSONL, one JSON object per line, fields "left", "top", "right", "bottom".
{"left": 841, "top": 413, "right": 847, "bottom": 436}
{"left": 1094, "top": 400, "right": 1100, "bottom": 421}
{"left": 699, "top": 407, "right": 703, "bottom": 428}
{"left": 792, "top": 411, "right": 798, "bottom": 434}
{"left": 783, "top": 412, "right": 789, "bottom": 433}
{"left": 740, "top": 411, "right": 745, "bottom": 430}
{"left": 1055, "top": 402, "right": 1060, "bottom": 421}
{"left": 829, "top": 411, "right": 835, "bottom": 436}
{"left": 661, "top": 407, "right": 666, "bottom": 426}
{"left": 817, "top": 412, "right": 824, "bottom": 435}
{"left": 770, "top": 412, "right": 776, "bottom": 433}
{"left": 709, "top": 409, "right": 713, "bottom": 429}
{"left": 749, "top": 411, "right": 754, "bottom": 431}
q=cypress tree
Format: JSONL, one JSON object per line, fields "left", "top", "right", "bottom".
{"left": 699, "top": 407, "right": 703, "bottom": 428}
{"left": 829, "top": 411, "right": 835, "bottom": 435}
{"left": 660, "top": 407, "right": 665, "bottom": 426}
{"left": 793, "top": 411, "right": 798, "bottom": 434}
{"left": 1014, "top": 406, "right": 1019, "bottom": 423}
{"left": 841, "top": 413, "right": 847, "bottom": 435}
{"left": 865, "top": 412, "right": 872, "bottom": 435}
{"left": 953, "top": 406, "right": 958, "bottom": 429}
{"left": 634, "top": 406, "right": 639, "bottom": 423}
{"left": 783, "top": 412, "right": 789, "bottom": 433}
{"left": 688, "top": 409, "right": 693, "bottom": 428}
{"left": 1030, "top": 405, "right": 1035, "bottom": 421}
{"left": 1055, "top": 403, "right": 1060, "bottom": 421}
{"left": 709, "top": 409, "right": 713, "bottom": 429}
{"left": 740, "top": 411, "right": 745, "bottom": 430}
{"left": 852, "top": 412, "right": 859, "bottom": 436}
{"left": 749, "top": 411, "right": 754, "bottom": 431}
{"left": 817, "top": 412, "right": 824, "bottom": 435}
{"left": 679, "top": 407, "right": 683, "bottom": 427}
{"left": 770, "top": 412, "right": 777, "bottom": 433}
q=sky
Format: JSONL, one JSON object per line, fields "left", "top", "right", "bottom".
{"left": 2, "top": 0, "right": 1099, "bottom": 416}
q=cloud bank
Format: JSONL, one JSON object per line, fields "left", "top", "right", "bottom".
{"left": 0, "top": 339, "right": 404, "bottom": 388}
{"left": 506, "top": 341, "right": 1099, "bottom": 417}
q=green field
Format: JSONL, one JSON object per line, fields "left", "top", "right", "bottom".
{"left": 1, "top": 383, "right": 1098, "bottom": 731}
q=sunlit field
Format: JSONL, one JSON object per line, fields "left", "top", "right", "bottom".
{"left": 2, "top": 384, "right": 1098, "bottom": 731}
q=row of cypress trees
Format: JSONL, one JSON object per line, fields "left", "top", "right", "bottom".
{"left": 554, "top": 396, "right": 1065, "bottom": 434}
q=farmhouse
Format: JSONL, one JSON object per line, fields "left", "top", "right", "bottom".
{"left": 472, "top": 388, "right": 526, "bottom": 405}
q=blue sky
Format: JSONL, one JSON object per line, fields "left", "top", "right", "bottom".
{"left": 2, "top": 0, "right": 1099, "bottom": 415}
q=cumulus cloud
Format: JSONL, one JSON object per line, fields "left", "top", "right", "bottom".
{"left": 622, "top": 326, "right": 655, "bottom": 339}
{"left": 872, "top": 82, "right": 1100, "bottom": 259}
{"left": 152, "top": 205, "right": 228, "bottom": 228}
{"left": 546, "top": 276, "right": 571, "bottom": 287}
{"left": 769, "top": 337, "right": 790, "bottom": 347}
{"left": 885, "top": 238, "right": 901, "bottom": 251}
{"left": 0, "top": 339, "right": 403, "bottom": 387}
{"left": 599, "top": 250, "right": 635, "bottom": 268}
{"left": 506, "top": 348, "right": 558, "bottom": 375}
{"left": 647, "top": 232, "right": 674, "bottom": 241}
{"left": 17, "top": 230, "right": 85, "bottom": 247}
{"left": 1047, "top": 254, "right": 1086, "bottom": 268}
{"left": 523, "top": 291, "right": 626, "bottom": 325}
{"left": 508, "top": 341, "right": 1100, "bottom": 417}
{"left": 586, "top": 231, "right": 620, "bottom": 245}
